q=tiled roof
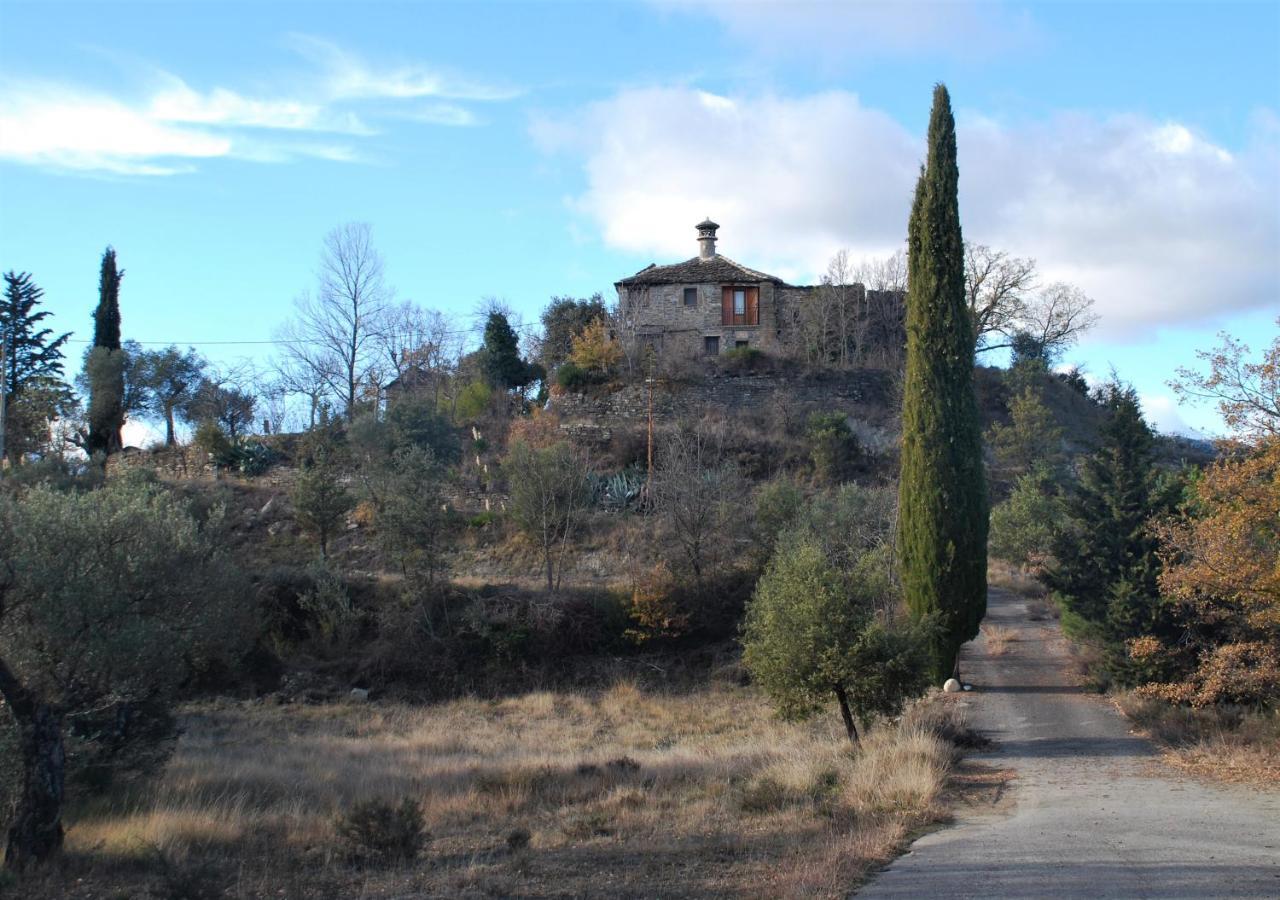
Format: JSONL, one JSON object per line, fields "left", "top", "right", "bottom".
{"left": 616, "top": 254, "right": 786, "bottom": 287}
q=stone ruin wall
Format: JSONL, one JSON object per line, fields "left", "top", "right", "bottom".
{"left": 549, "top": 369, "right": 896, "bottom": 448}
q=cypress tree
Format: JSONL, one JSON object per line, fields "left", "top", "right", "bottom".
{"left": 86, "top": 247, "right": 126, "bottom": 457}
{"left": 898, "top": 85, "right": 989, "bottom": 681}
{"left": 480, "top": 311, "right": 533, "bottom": 390}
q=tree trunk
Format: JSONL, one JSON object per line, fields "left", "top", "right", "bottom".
{"left": 5, "top": 703, "right": 66, "bottom": 870}
{"left": 833, "top": 684, "right": 859, "bottom": 744}
{"left": 164, "top": 407, "right": 176, "bottom": 447}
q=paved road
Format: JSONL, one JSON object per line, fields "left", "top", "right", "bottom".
{"left": 858, "top": 588, "right": 1280, "bottom": 899}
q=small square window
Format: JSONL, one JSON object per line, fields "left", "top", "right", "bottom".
{"left": 735, "top": 340, "right": 749, "bottom": 349}
{"left": 704, "top": 336, "right": 720, "bottom": 356}
{"left": 683, "top": 287, "right": 698, "bottom": 307}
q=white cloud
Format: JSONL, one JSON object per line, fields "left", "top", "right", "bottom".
{"left": 1139, "top": 392, "right": 1204, "bottom": 438}
{"left": 0, "top": 37, "right": 511, "bottom": 176}
{"left": 397, "top": 103, "right": 480, "bottom": 127}
{"left": 651, "top": 0, "right": 1038, "bottom": 60}
{"left": 286, "top": 34, "right": 522, "bottom": 102}
{"left": 535, "top": 86, "right": 1280, "bottom": 334}
{"left": 0, "top": 83, "right": 229, "bottom": 175}
{"left": 147, "top": 75, "right": 373, "bottom": 134}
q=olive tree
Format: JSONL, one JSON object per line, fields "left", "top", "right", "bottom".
{"left": 743, "top": 535, "right": 932, "bottom": 743}
{"left": 0, "top": 477, "right": 247, "bottom": 869}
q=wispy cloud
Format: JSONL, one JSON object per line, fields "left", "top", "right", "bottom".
{"left": 287, "top": 34, "right": 522, "bottom": 102}
{"left": 0, "top": 36, "right": 515, "bottom": 176}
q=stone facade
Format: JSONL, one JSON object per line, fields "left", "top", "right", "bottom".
{"left": 614, "top": 220, "right": 902, "bottom": 365}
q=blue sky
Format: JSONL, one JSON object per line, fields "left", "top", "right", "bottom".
{"left": 1, "top": 0, "right": 1277, "bottom": 437}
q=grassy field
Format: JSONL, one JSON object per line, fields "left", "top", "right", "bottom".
{"left": 17, "top": 683, "right": 971, "bottom": 899}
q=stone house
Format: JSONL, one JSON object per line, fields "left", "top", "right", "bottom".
{"left": 614, "top": 220, "right": 904, "bottom": 364}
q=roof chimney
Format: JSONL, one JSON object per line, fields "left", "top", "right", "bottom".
{"left": 696, "top": 218, "right": 719, "bottom": 259}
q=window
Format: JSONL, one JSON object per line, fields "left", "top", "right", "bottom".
{"left": 720, "top": 286, "right": 759, "bottom": 326}
{"left": 735, "top": 340, "right": 749, "bottom": 349}
{"left": 683, "top": 287, "right": 698, "bottom": 307}
{"left": 704, "top": 336, "right": 720, "bottom": 356}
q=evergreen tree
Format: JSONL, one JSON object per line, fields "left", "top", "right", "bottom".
{"left": 86, "top": 247, "right": 125, "bottom": 457}
{"left": 897, "top": 84, "right": 989, "bottom": 681}
{"left": 1, "top": 272, "right": 71, "bottom": 461}
{"left": 1047, "top": 383, "right": 1173, "bottom": 628}
{"left": 480, "top": 311, "right": 535, "bottom": 391}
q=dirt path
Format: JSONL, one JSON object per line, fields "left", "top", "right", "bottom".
{"left": 858, "top": 588, "right": 1280, "bottom": 899}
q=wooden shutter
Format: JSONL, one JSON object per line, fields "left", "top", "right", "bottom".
{"left": 746, "top": 287, "right": 759, "bottom": 326}
{"left": 721, "top": 287, "right": 733, "bottom": 325}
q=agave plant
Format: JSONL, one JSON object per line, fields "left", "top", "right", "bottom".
{"left": 594, "top": 467, "right": 645, "bottom": 510}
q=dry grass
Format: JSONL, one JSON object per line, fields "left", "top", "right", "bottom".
{"left": 987, "top": 561, "right": 1048, "bottom": 599}
{"left": 982, "top": 625, "right": 1017, "bottom": 656}
{"left": 1117, "top": 693, "right": 1280, "bottom": 787}
{"left": 29, "top": 684, "right": 969, "bottom": 899}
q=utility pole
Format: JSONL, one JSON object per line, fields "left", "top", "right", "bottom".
{"left": 0, "top": 336, "right": 7, "bottom": 467}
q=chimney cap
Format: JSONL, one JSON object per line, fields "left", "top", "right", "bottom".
{"left": 696, "top": 218, "right": 720, "bottom": 232}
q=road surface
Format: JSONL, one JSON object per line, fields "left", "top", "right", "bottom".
{"left": 858, "top": 588, "right": 1280, "bottom": 899}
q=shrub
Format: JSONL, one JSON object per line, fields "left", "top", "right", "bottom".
{"left": 297, "top": 565, "right": 361, "bottom": 646}
{"left": 988, "top": 469, "right": 1064, "bottom": 568}
{"left": 568, "top": 318, "right": 622, "bottom": 374}
{"left": 556, "top": 361, "right": 590, "bottom": 391}
{"left": 753, "top": 479, "right": 804, "bottom": 558}
{"left": 193, "top": 420, "right": 232, "bottom": 460}
{"left": 454, "top": 380, "right": 493, "bottom": 421}
{"left": 335, "top": 796, "right": 427, "bottom": 864}
{"left": 805, "top": 412, "right": 860, "bottom": 483}
{"left": 719, "top": 345, "right": 765, "bottom": 372}
{"left": 625, "top": 562, "right": 688, "bottom": 644}
{"left": 290, "top": 452, "right": 354, "bottom": 559}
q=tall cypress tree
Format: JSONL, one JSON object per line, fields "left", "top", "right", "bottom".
{"left": 898, "top": 85, "right": 989, "bottom": 681}
{"left": 86, "top": 247, "right": 126, "bottom": 457}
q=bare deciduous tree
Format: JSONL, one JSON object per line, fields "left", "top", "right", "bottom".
{"left": 374, "top": 301, "right": 461, "bottom": 410}
{"left": 276, "top": 223, "right": 392, "bottom": 421}
{"left": 650, "top": 425, "right": 747, "bottom": 583}
{"left": 1171, "top": 321, "right": 1279, "bottom": 442}
{"left": 964, "top": 243, "right": 1098, "bottom": 360}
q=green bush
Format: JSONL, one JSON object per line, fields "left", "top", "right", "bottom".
{"left": 988, "top": 469, "right": 1064, "bottom": 568}
{"left": 717, "top": 345, "right": 768, "bottom": 374}
{"left": 556, "top": 361, "right": 590, "bottom": 391}
{"left": 454, "top": 380, "right": 493, "bottom": 421}
{"left": 805, "top": 412, "right": 860, "bottom": 483}
{"left": 193, "top": 420, "right": 232, "bottom": 460}
{"left": 753, "top": 479, "right": 804, "bottom": 562}
{"left": 335, "top": 796, "right": 427, "bottom": 864}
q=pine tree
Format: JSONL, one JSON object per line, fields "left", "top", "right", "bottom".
{"left": 1047, "top": 383, "right": 1170, "bottom": 626}
{"left": 86, "top": 247, "right": 125, "bottom": 457}
{"left": 897, "top": 84, "right": 989, "bottom": 681}
{"left": 1, "top": 272, "right": 71, "bottom": 460}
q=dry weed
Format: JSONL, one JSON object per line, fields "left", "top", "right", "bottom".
{"left": 983, "top": 625, "right": 1017, "bottom": 656}
{"left": 36, "top": 686, "right": 970, "bottom": 899}
{"left": 1118, "top": 693, "right": 1280, "bottom": 786}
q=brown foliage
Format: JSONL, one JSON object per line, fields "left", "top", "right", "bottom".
{"left": 1156, "top": 438, "right": 1280, "bottom": 640}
